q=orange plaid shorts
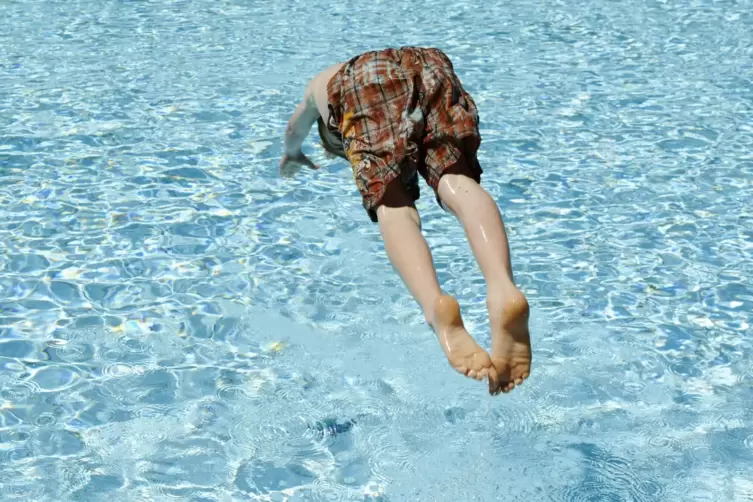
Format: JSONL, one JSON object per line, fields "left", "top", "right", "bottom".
{"left": 323, "top": 46, "right": 482, "bottom": 222}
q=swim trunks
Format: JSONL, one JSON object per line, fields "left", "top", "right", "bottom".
{"left": 321, "top": 46, "right": 482, "bottom": 222}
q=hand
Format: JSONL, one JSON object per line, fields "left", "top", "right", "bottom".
{"left": 279, "top": 151, "right": 318, "bottom": 178}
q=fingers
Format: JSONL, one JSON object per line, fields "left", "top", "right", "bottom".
{"left": 302, "top": 156, "right": 319, "bottom": 170}
{"left": 280, "top": 155, "right": 319, "bottom": 176}
{"left": 279, "top": 163, "right": 301, "bottom": 178}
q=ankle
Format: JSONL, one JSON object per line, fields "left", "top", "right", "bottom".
{"left": 486, "top": 286, "right": 529, "bottom": 326}
{"left": 486, "top": 279, "right": 519, "bottom": 303}
{"left": 431, "top": 294, "right": 463, "bottom": 328}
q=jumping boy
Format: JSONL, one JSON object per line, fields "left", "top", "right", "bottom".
{"left": 279, "top": 47, "right": 531, "bottom": 394}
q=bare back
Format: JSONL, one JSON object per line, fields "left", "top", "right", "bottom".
{"left": 308, "top": 63, "right": 344, "bottom": 123}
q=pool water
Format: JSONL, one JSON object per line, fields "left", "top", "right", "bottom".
{"left": 2, "top": 0, "right": 753, "bottom": 500}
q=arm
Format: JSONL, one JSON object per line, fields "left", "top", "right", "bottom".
{"left": 283, "top": 84, "right": 320, "bottom": 156}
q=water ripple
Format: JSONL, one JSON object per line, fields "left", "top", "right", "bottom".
{"left": 2, "top": 0, "right": 753, "bottom": 499}
{"left": 0, "top": 468, "right": 46, "bottom": 500}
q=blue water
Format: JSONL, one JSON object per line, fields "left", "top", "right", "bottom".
{"left": 2, "top": 0, "right": 753, "bottom": 500}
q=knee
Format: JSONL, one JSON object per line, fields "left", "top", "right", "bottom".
{"left": 376, "top": 203, "right": 422, "bottom": 229}
{"left": 436, "top": 152, "right": 483, "bottom": 206}
{"left": 437, "top": 172, "right": 483, "bottom": 216}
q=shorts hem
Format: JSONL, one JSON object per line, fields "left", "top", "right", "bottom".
{"left": 360, "top": 163, "right": 420, "bottom": 223}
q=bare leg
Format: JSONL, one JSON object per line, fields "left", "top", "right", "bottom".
{"left": 437, "top": 161, "right": 532, "bottom": 395}
{"left": 375, "top": 180, "right": 494, "bottom": 381}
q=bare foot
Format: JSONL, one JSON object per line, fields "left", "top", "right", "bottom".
{"left": 488, "top": 287, "right": 532, "bottom": 395}
{"left": 432, "top": 295, "right": 494, "bottom": 381}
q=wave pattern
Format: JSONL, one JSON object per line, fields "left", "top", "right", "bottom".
{"left": 1, "top": 0, "right": 753, "bottom": 500}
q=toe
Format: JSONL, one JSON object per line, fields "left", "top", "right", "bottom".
{"left": 490, "top": 378, "right": 510, "bottom": 396}
{"left": 488, "top": 375, "right": 499, "bottom": 395}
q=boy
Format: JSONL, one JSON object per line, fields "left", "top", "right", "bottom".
{"left": 280, "top": 47, "right": 531, "bottom": 395}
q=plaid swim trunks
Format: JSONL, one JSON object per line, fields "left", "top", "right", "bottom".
{"left": 322, "top": 46, "right": 483, "bottom": 222}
